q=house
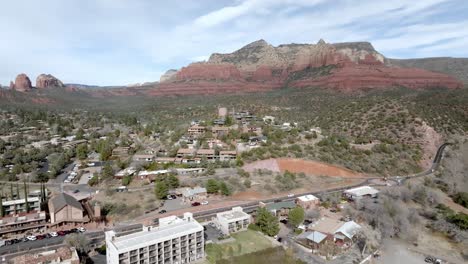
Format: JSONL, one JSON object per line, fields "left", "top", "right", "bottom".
{"left": 112, "top": 147, "right": 131, "bottom": 158}
{"left": 218, "top": 107, "right": 228, "bottom": 117}
{"left": 177, "top": 148, "right": 196, "bottom": 158}
{"left": 188, "top": 125, "right": 206, "bottom": 136}
{"left": 243, "top": 125, "right": 262, "bottom": 135}
{"left": 10, "top": 246, "right": 80, "bottom": 264}
{"left": 263, "top": 116, "right": 275, "bottom": 123}
{"left": 212, "top": 126, "right": 229, "bottom": 138}
{"left": 297, "top": 231, "right": 328, "bottom": 249}
{"left": 219, "top": 150, "right": 237, "bottom": 161}
{"left": 343, "top": 186, "right": 379, "bottom": 200}
{"left": 215, "top": 207, "right": 251, "bottom": 235}
{"left": 307, "top": 217, "right": 361, "bottom": 246}
{"left": 155, "top": 157, "right": 175, "bottom": 164}
{"left": 177, "top": 187, "right": 207, "bottom": 202}
{"left": 261, "top": 201, "right": 296, "bottom": 217}
{"left": 213, "top": 118, "right": 226, "bottom": 126}
{"left": 175, "top": 168, "right": 205, "bottom": 175}
{"left": 137, "top": 170, "right": 169, "bottom": 182}
{"left": 206, "top": 139, "right": 227, "bottom": 149}
{"left": 105, "top": 213, "right": 204, "bottom": 264}
{"left": 63, "top": 139, "right": 87, "bottom": 150}
{"left": 296, "top": 194, "right": 320, "bottom": 210}
{"left": 196, "top": 149, "right": 216, "bottom": 160}
{"left": 48, "top": 193, "right": 89, "bottom": 225}
{"left": 133, "top": 154, "right": 155, "bottom": 162}
{"left": 181, "top": 157, "right": 201, "bottom": 164}
{"left": 114, "top": 167, "right": 137, "bottom": 179}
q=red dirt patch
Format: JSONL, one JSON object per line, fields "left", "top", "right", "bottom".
{"left": 277, "top": 158, "right": 364, "bottom": 178}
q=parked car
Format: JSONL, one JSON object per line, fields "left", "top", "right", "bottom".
{"left": 158, "top": 209, "right": 167, "bottom": 214}
{"left": 280, "top": 219, "right": 288, "bottom": 224}
{"left": 50, "top": 232, "right": 58, "bottom": 237}
{"left": 73, "top": 189, "right": 80, "bottom": 193}
{"left": 57, "top": 231, "right": 67, "bottom": 236}
{"left": 70, "top": 228, "right": 79, "bottom": 233}
{"left": 44, "top": 233, "right": 52, "bottom": 239}
{"left": 78, "top": 227, "right": 86, "bottom": 233}
{"left": 201, "top": 201, "right": 209, "bottom": 205}
{"left": 36, "top": 235, "right": 46, "bottom": 240}
{"left": 191, "top": 202, "right": 201, "bottom": 206}
{"left": 26, "top": 235, "right": 37, "bottom": 241}
{"left": 287, "top": 193, "right": 294, "bottom": 198}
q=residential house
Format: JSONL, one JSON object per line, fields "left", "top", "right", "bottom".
{"left": 196, "top": 149, "right": 216, "bottom": 160}
{"left": 296, "top": 194, "right": 320, "bottom": 210}
{"left": 188, "top": 125, "right": 206, "bottom": 137}
{"left": 105, "top": 213, "right": 204, "bottom": 264}
{"left": 155, "top": 157, "right": 175, "bottom": 164}
{"left": 137, "top": 170, "right": 169, "bottom": 182}
{"left": 133, "top": 154, "right": 155, "bottom": 162}
{"left": 219, "top": 150, "right": 237, "bottom": 161}
{"left": 10, "top": 246, "right": 80, "bottom": 264}
{"left": 114, "top": 167, "right": 137, "bottom": 179}
{"left": 112, "top": 147, "right": 131, "bottom": 159}
{"left": 307, "top": 217, "right": 361, "bottom": 246}
{"left": 215, "top": 207, "right": 251, "bottom": 235}
{"left": 177, "top": 187, "right": 207, "bottom": 202}
{"left": 297, "top": 231, "right": 328, "bottom": 250}
{"left": 243, "top": 125, "right": 262, "bottom": 136}
{"left": 211, "top": 126, "right": 229, "bottom": 138}
{"left": 261, "top": 201, "right": 296, "bottom": 217}
{"left": 176, "top": 148, "right": 196, "bottom": 158}
{"left": 48, "top": 193, "right": 89, "bottom": 225}
{"left": 343, "top": 186, "right": 379, "bottom": 201}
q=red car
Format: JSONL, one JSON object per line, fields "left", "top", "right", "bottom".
{"left": 57, "top": 231, "right": 67, "bottom": 236}
{"left": 191, "top": 202, "right": 201, "bottom": 206}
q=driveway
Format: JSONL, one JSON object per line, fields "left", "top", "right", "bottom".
{"left": 161, "top": 197, "right": 191, "bottom": 212}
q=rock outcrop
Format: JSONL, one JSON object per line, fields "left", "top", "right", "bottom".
{"left": 159, "top": 69, "right": 178, "bottom": 82}
{"left": 153, "top": 39, "right": 462, "bottom": 95}
{"left": 36, "top": 74, "right": 65, "bottom": 88}
{"left": 10, "top": 73, "right": 33, "bottom": 92}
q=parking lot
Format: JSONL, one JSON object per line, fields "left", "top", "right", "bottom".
{"left": 204, "top": 223, "right": 224, "bottom": 243}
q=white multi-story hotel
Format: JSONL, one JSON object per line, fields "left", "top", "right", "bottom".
{"left": 105, "top": 213, "right": 204, "bottom": 264}
{"left": 215, "top": 207, "right": 251, "bottom": 235}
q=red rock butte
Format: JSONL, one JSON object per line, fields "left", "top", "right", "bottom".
{"left": 151, "top": 39, "right": 463, "bottom": 95}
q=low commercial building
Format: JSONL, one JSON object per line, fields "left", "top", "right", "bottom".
{"left": 196, "top": 149, "right": 216, "bottom": 160}
{"left": 105, "top": 213, "right": 204, "bottom": 264}
{"left": 137, "top": 170, "right": 169, "bottom": 182}
{"left": 48, "top": 193, "right": 89, "bottom": 225}
{"left": 176, "top": 148, "right": 196, "bottom": 158}
{"left": 343, "top": 186, "right": 379, "bottom": 200}
{"left": 296, "top": 194, "right": 320, "bottom": 210}
{"left": 215, "top": 207, "right": 251, "bottom": 235}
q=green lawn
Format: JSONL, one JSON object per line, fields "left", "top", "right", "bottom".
{"left": 205, "top": 230, "right": 274, "bottom": 263}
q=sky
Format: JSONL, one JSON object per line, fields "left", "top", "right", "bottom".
{"left": 1, "top": 0, "right": 467, "bottom": 86}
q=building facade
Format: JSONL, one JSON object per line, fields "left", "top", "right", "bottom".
{"left": 106, "top": 213, "right": 204, "bottom": 264}
{"left": 215, "top": 207, "right": 251, "bottom": 235}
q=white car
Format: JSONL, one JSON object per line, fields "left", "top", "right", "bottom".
{"left": 287, "top": 193, "right": 294, "bottom": 198}
{"left": 64, "top": 179, "right": 71, "bottom": 183}
{"left": 77, "top": 227, "right": 86, "bottom": 233}
{"left": 26, "top": 235, "right": 37, "bottom": 241}
{"left": 50, "top": 232, "right": 58, "bottom": 237}
{"left": 201, "top": 201, "right": 209, "bottom": 205}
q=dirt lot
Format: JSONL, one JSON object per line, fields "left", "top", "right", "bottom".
{"left": 243, "top": 158, "right": 366, "bottom": 178}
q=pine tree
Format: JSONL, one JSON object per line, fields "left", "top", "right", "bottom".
{"left": 24, "top": 181, "right": 29, "bottom": 213}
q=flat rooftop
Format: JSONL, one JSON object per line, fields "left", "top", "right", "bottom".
{"left": 110, "top": 220, "right": 202, "bottom": 251}
{"left": 217, "top": 210, "right": 249, "bottom": 221}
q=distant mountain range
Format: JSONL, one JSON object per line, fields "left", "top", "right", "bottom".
{"left": 2, "top": 39, "right": 467, "bottom": 102}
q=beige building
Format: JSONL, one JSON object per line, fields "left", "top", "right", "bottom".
{"left": 48, "top": 193, "right": 88, "bottom": 225}
{"left": 296, "top": 194, "right": 320, "bottom": 210}
{"left": 10, "top": 246, "right": 80, "bottom": 264}
{"left": 187, "top": 125, "right": 206, "bottom": 136}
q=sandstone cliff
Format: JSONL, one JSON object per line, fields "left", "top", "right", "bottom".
{"left": 36, "top": 74, "right": 65, "bottom": 88}
{"left": 10, "top": 73, "right": 33, "bottom": 92}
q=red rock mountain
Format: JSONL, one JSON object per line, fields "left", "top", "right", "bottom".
{"left": 36, "top": 74, "right": 65, "bottom": 88}
{"left": 9, "top": 73, "right": 33, "bottom": 92}
{"left": 155, "top": 39, "right": 462, "bottom": 94}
